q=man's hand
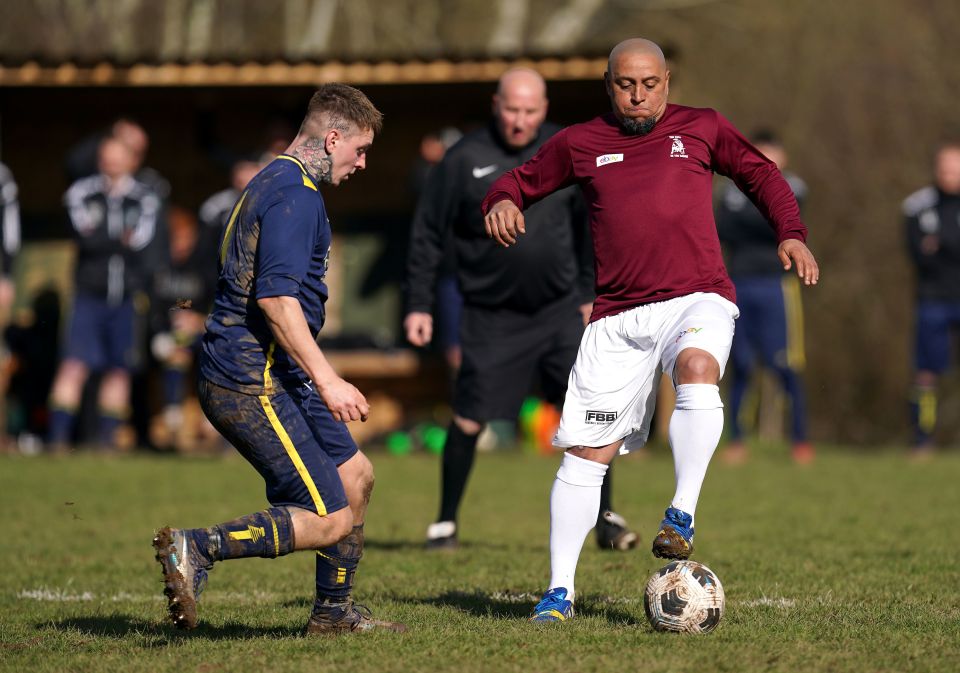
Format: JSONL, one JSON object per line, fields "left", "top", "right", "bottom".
{"left": 316, "top": 376, "right": 370, "bottom": 423}
{"left": 778, "top": 239, "right": 820, "bottom": 286}
{"left": 484, "top": 200, "right": 525, "bottom": 247}
{"left": 578, "top": 302, "right": 593, "bottom": 327}
{"left": 404, "top": 312, "right": 433, "bottom": 346}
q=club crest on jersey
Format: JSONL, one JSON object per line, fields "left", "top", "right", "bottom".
{"left": 596, "top": 153, "right": 624, "bottom": 167}
{"left": 585, "top": 410, "right": 617, "bottom": 424}
{"left": 669, "top": 135, "right": 688, "bottom": 158}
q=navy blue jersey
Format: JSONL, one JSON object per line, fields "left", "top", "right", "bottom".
{"left": 200, "top": 155, "right": 331, "bottom": 394}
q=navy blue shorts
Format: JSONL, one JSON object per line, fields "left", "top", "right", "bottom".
{"left": 64, "top": 293, "right": 142, "bottom": 371}
{"left": 914, "top": 300, "right": 960, "bottom": 373}
{"left": 198, "top": 376, "right": 357, "bottom": 516}
{"left": 730, "top": 275, "right": 805, "bottom": 373}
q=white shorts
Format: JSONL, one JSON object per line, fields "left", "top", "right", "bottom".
{"left": 554, "top": 292, "right": 739, "bottom": 454}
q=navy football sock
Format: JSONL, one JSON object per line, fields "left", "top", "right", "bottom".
{"left": 910, "top": 385, "right": 937, "bottom": 446}
{"left": 191, "top": 507, "right": 295, "bottom": 564}
{"left": 97, "top": 410, "right": 125, "bottom": 447}
{"left": 314, "top": 524, "right": 363, "bottom": 604}
{"left": 48, "top": 407, "right": 76, "bottom": 445}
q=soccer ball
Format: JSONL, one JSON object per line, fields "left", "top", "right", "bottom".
{"left": 643, "top": 560, "right": 725, "bottom": 634}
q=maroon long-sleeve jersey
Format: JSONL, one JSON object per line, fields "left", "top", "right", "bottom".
{"left": 482, "top": 104, "right": 807, "bottom": 322}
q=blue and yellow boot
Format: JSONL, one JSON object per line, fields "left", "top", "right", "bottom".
{"left": 529, "top": 587, "right": 575, "bottom": 623}
{"left": 651, "top": 507, "right": 694, "bottom": 560}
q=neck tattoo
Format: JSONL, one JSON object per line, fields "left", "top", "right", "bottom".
{"left": 291, "top": 138, "right": 333, "bottom": 184}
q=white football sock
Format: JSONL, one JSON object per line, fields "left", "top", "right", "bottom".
{"left": 668, "top": 384, "right": 724, "bottom": 526}
{"left": 548, "top": 452, "right": 609, "bottom": 601}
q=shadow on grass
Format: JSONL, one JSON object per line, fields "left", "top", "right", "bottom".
{"left": 46, "top": 615, "right": 300, "bottom": 642}
{"left": 364, "top": 538, "right": 517, "bottom": 552}
{"left": 406, "top": 590, "right": 642, "bottom": 625}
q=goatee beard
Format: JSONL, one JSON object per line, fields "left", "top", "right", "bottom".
{"left": 620, "top": 116, "right": 658, "bottom": 136}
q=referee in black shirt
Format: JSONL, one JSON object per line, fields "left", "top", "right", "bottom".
{"left": 405, "top": 69, "right": 637, "bottom": 551}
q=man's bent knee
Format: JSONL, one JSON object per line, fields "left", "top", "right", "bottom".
{"left": 291, "top": 506, "right": 354, "bottom": 549}
{"left": 675, "top": 348, "right": 720, "bottom": 384}
{"left": 453, "top": 415, "right": 482, "bottom": 435}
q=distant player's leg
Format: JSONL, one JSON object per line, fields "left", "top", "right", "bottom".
{"left": 48, "top": 294, "right": 105, "bottom": 452}
{"left": 653, "top": 295, "right": 737, "bottom": 560}
{"left": 909, "top": 301, "right": 950, "bottom": 455}
{"left": 721, "top": 279, "right": 755, "bottom": 464}
{"left": 428, "top": 415, "right": 481, "bottom": 549}
{"left": 427, "top": 304, "right": 537, "bottom": 549}
{"left": 767, "top": 276, "right": 812, "bottom": 463}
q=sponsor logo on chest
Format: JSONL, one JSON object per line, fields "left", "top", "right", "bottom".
{"left": 596, "top": 153, "right": 624, "bottom": 167}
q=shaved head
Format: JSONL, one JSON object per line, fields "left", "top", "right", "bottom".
{"left": 493, "top": 68, "right": 549, "bottom": 149}
{"left": 497, "top": 68, "right": 547, "bottom": 99}
{"left": 608, "top": 38, "right": 666, "bottom": 73}
{"left": 604, "top": 37, "right": 670, "bottom": 135}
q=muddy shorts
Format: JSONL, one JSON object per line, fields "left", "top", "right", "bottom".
{"left": 198, "top": 376, "right": 357, "bottom": 516}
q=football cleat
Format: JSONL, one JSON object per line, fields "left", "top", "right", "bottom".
{"left": 529, "top": 587, "right": 575, "bottom": 623}
{"left": 651, "top": 507, "right": 695, "bottom": 560}
{"left": 305, "top": 599, "right": 407, "bottom": 635}
{"left": 596, "top": 510, "right": 639, "bottom": 551}
{"left": 153, "top": 527, "right": 211, "bottom": 630}
{"left": 424, "top": 520, "right": 458, "bottom": 550}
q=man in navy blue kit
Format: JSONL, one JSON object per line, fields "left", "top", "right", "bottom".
{"left": 716, "top": 131, "right": 814, "bottom": 464}
{"left": 152, "top": 84, "right": 405, "bottom": 635}
{"left": 904, "top": 142, "right": 960, "bottom": 455}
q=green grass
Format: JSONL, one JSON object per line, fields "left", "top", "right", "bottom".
{"left": 1, "top": 445, "right": 959, "bottom": 672}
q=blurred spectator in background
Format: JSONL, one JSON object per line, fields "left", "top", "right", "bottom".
{"left": 65, "top": 117, "right": 171, "bottom": 202}
{"left": 197, "top": 157, "right": 262, "bottom": 261}
{"left": 405, "top": 69, "right": 637, "bottom": 552}
{"left": 716, "top": 130, "right": 813, "bottom": 464}
{"left": 47, "top": 137, "right": 163, "bottom": 452}
{"left": 148, "top": 207, "right": 217, "bottom": 451}
{"left": 904, "top": 142, "right": 960, "bottom": 456}
{"left": 0, "top": 161, "right": 21, "bottom": 449}
{"left": 409, "top": 128, "right": 464, "bottom": 373}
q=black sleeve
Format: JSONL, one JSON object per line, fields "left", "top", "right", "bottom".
{"left": 404, "top": 150, "right": 461, "bottom": 314}
{"left": 905, "top": 212, "right": 935, "bottom": 271}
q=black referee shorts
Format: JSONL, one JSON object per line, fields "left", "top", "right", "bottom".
{"left": 453, "top": 295, "right": 584, "bottom": 423}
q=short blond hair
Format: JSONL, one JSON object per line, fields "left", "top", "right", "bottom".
{"left": 300, "top": 83, "right": 383, "bottom": 137}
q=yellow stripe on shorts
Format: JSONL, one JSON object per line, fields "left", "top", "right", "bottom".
{"left": 782, "top": 275, "right": 806, "bottom": 371}
{"left": 259, "top": 395, "right": 327, "bottom": 516}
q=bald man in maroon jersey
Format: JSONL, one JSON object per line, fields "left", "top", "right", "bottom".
{"left": 482, "top": 38, "right": 819, "bottom": 623}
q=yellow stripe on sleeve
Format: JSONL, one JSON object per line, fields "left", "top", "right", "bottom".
{"left": 219, "top": 190, "right": 248, "bottom": 265}
{"left": 259, "top": 395, "right": 327, "bottom": 516}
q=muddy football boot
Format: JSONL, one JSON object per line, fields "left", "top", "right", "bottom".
{"left": 305, "top": 599, "right": 407, "bottom": 635}
{"left": 596, "top": 510, "right": 639, "bottom": 551}
{"left": 153, "top": 527, "right": 211, "bottom": 630}
{"left": 651, "top": 506, "right": 695, "bottom": 560}
{"left": 529, "top": 587, "right": 575, "bottom": 623}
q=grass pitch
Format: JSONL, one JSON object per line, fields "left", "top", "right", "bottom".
{"left": 2, "top": 445, "right": 958, "bottom": 672}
